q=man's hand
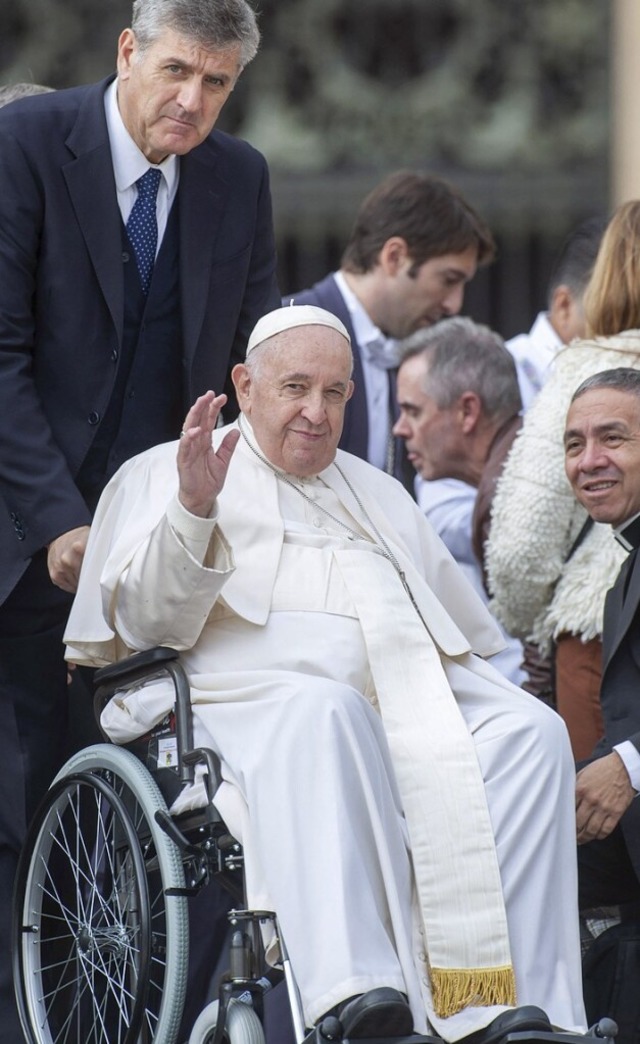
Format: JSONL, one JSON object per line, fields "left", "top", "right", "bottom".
{"left": 47, "top": 525, "right": 91, "bottom": 593}
{"left": 178, "top": 391, "right": 240, "bottom": 517}
{"left": 576, "top": 751, "right": 636, "bottom": 843}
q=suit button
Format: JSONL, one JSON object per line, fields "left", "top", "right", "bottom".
{"left": 111, "top": 348, "right": 119, "bottom": 362}
{"left": 88, "top": 411, "right": 100, "bottom": 425}
{"left": 122, "top": 251, "right": 130, "bottom": 263}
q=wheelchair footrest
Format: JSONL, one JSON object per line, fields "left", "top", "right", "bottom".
{"left": 503, "top": 1035, "right": 614, "bottom": 1043}
{"left": 302, "top": 1031, "right": 438, "bottom": 1043}
{"left": 304, "top": 1029, "right": 616, "bottom": 1044}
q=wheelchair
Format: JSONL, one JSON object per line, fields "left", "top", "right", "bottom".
{"left": 13, "top": 647, "right": 619, "bottom": 1044}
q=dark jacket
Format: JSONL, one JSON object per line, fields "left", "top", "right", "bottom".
{"left": 0, "top": 77, "right": 280, "bottom": 601}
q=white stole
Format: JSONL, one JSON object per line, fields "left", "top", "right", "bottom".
{"left": 334, "top": 548, "right": 515, "bottom": 1018}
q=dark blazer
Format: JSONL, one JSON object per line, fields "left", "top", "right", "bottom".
{"left": 0, "top": 77, "right": 280, "bottom": 602}
{"left": 285, "top": 274, "right": 369, "bottom": 461}
{"left": 285, "top": 274, "right": 411, "bottom": 489}
{"left": 597, "top": 538, "right": 640, "bottom": 872}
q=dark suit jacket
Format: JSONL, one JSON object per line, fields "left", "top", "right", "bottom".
{"left": 285, "top": 275, "right": 369, "bottom": 461}
{"left": 0, "top": 77, "right": 280, "bottom": 602}
{"left": 597, "top": 543, "right": 640, "bottom": 872}
{"left": 285, "top": 274, "right": 412, "bottom": 489}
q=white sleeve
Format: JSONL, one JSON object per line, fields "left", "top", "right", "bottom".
{"left": 111, "top": 494, "right": 234, "bottom": 652}
{"left": 614, "top": 741, "right": 640, "bottom": 793}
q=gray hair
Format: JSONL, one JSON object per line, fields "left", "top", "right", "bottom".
{"left": 0, "top": 83, "right": 53, "bottom": 107}
{"left": 571, "top": 367, "right": 640, "bottom": 405}
{"left": 244, "top": 331, "right": 354, "bottom": 380}
{"left": 400, "top": 316, "right": 522, "bottom": 422}
{"left": 131, "top": 0, "right": 260, "bottom": 68}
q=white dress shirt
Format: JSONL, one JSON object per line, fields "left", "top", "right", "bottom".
{"left": 506, "top": 311, "right": 563, "bottom": 411}
{"left": 333, "top": 271, "right": 401, "bottom": 472}
{"left": 104, "top": 79, "right": 179, "bottom": 253}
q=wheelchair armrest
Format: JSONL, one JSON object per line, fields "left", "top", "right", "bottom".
{"left": 94, "top": 646, "right": 179, "bottom": 690}
{"left": 94, "top": 646, "right": 195, "bottom": 785}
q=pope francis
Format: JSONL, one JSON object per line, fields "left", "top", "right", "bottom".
{"left": 64, "top": 306, "right": 586, "bottom": 1043}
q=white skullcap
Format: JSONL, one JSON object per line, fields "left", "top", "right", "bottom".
{"left": 247, "top": 305, "right": 351, "bottom": 354}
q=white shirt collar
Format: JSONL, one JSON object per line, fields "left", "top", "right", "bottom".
{"left": 334, "top": 271, "right": 401, "bottom": 369}
{"left": 104, "top": 79, "right": 178, "bottom": 197}
{"left": 615, "top": 510, "right": 640, "bottom": 553}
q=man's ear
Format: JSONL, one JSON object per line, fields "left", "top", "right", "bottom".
{"left": 549, "top": 284, "right": 582, "bottom": 343}
{"left": 378, "top": 237, "right": 411, "bottom": 276}
{"left": 459, "top": 391, "right": 482, "bottom": 434}
{"left": 232, "top": 363, "right": 252, "bottom": 413}
{"left": 116, "top": 28, "right": 136, "bottom": 80}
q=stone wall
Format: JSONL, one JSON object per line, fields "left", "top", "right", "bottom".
{"left": 0, "top": 0, "right": 610, "bottom": 335}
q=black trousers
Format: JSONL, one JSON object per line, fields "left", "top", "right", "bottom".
{"left": 0, "top": 553, "right": 73, "bottom": 1042}
{"left": 578, "top": 824, "right": 640, "bottom": 910}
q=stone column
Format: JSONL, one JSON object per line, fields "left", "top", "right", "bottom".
{"left": 612, "top": 0, "right": 640, "bottom": 204}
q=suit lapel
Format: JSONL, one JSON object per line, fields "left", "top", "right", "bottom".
{"left": 305, "top": 276, "right": 369, "bottom": 459}
{"left": 63, "top": 78, "right": 124, "bottom": 345}
{"left": 603, "top": 547, "right": 640, "bottom": 668}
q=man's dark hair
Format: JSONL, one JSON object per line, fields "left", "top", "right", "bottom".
{"left": 571, "top": 367, "right": 640, "bottom": 405}
{"left": 547, "top": 215, "right": 607, "bottom": 305}
{"left": 341, "top": 171, "right": 495, "bottom": 275}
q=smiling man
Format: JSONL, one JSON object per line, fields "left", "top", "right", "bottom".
{"left": 564, "top": 368, "right": 640, "bottom": 913}
{"left": 286, "top": 172, "right": 495, "bottom": 480}
{"left": 0, "top": 1, "right": 279, "bottom": 1037}
{"left": 66, "top": 305, "right": 588, "bottom": 1044}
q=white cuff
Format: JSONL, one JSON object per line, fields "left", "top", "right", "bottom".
{"left": 613, "top": 741, "right": 640, "bottom": 792}
{"left": 167, "top": 495, "right": 218, "bottom": 561}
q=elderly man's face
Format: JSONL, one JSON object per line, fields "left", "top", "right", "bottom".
{"left": 116, "top": 27, "right": 241, "bottom": 163}
{"left": 564, "top": 387, "right": 640, "bottom": 527}
{"left": 393, "top": 353, "right": 461, "bottom": 480}
{"left": 233, "top": 327, "right": 354, "bottom": 477}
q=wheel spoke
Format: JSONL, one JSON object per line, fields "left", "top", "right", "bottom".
{"left": 15, "top": 746, "right": 188, "bottom": 1044}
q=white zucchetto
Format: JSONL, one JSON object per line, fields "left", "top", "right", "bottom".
{"left": 247, "top": 305, "right": 351, "bottom": 354}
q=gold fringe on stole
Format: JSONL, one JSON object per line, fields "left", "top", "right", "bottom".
{"left": 430, "top": 965, "right": 517, "bottom": 1019}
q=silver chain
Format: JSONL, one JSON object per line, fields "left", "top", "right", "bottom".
{"left": 238, "top": 417, "right": 427, "bottom": 626}
{"left": 335, "top": 462, "right": 428, "bottom": 625}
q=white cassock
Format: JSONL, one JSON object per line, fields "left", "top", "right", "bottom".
{"left": 65, "top": 423, "right": 587, "bottom": 1041}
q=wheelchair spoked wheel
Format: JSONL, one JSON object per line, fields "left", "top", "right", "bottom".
{"left": 14, "top": 744, "right": 189, "bottom": 1044}
{"left": 188, "top": 999, "right": 265, "bottom": 1044}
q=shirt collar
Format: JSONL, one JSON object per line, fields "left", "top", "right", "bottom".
{"left": 334, "top": 271, "right": 402, "bottom": 369}
{"left": 105, "top": 79, "right": 178, "bottom": 195}
{"left": 615, "top": 511, "right": 640, "bottom": 552}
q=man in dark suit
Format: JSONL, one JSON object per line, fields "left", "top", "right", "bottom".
{"left": 0, "top": 1, "right": 279, "bottom": 1036}
{"left": 563, "top": 367, "right": 640, "bottom": 906}
{"left": 285, "top": 171, "right": 494, "bottom": 483}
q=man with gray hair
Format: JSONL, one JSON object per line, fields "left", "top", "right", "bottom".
{"left": 394, "top": 317, "right": 524, "bottom": 681}
{"left": 0, "top": 1, "right": 279, "bottom": 1036}
{"left": 394, "top": 318, "right": 520, "bottom": 488}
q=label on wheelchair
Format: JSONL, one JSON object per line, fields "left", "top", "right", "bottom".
{"left": 156, "top": 735, "right": 178, "bottom": 768}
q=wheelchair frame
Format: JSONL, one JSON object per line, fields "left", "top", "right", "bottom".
{"left": 12, "top": 647, "right": 619, "bottom": 1044}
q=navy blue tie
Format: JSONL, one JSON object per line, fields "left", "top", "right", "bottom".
{"left": 126, "top": 168, "right": 162, "bottom": 295}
